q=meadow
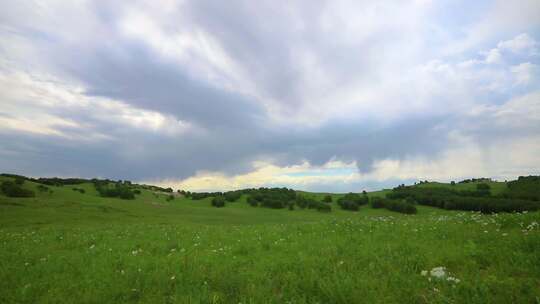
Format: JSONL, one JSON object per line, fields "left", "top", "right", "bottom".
{"left": 0, "top": 176, "right": 539, "bottom": 303}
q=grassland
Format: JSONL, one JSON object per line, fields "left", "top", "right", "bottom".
{"left": 0, "top": 177, "right": 539, "bottom": 303}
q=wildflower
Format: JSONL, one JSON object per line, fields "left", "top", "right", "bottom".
{"left": 89, "top": 244, "right": 95, "bottom": 249}
{"left": 430, "top": 267, "right": 446, "bottom": 279}
{"left": 447, "top": 276, "right": 460, "bottom": 283}
{"left": 502, "top": 233, "right": 508, "bottom": 236}
{"left": 420, "top": 270, "right": 428, "bottom": 276}
{"left": 170, "top": 275, "right": 176, "bottom": 281}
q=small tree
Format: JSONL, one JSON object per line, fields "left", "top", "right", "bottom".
{"left": 322, "top": 195, "right": 332, "bottom": 203}
{"left": 211, "top": 196, "right": 226, "bottom": 208}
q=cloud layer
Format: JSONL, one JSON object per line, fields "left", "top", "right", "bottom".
{"left": 1, "top": 1, "right": 539, "bottom": 191}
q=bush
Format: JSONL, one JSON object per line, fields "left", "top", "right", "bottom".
{"left": 14, "top": 177, "right": 25, "bottom": 185}
{"left": 338, "top": 200, "right": 359, "bottom": 211}
{"left": 37, "top": 185, "right": 50, "bottom": 192}
{"left": 370, "top": 197, "right": 416, "bottom": 214}
{"left": 370, "top": 197, "right": 386, "bottom": 209}
{"left": 505, "top": 176, "right": 540, "bottom": 201}
{"left": 224, "top": 191, "right": 242, "bottom": 202}
{"left": 387, "top": 182, "right": 540, "bottom": 213}
{"left": 94, "top": 181, "right": 135, "bottom": 200}
{"left": 443, "top": 197, "right": 539, "bottom": 213}
{"left": 385, "top": 200, "right": 417, "bottom": 214}
{"left": 191, "top": 192, "right": 223, "bottom": 200}
{"left": 0, "top": 181, "right": 35, "bottom": 198}
{"left": 211, "top": 196, "right": 226, "bottom": 208}
{"left": 244, "top": 188, "right": 297, "bottom": 209}
{"left": 166, "top": 195, "right": 175, "bottom": 201}
{"left": 247, "top": 196, "right": 258, "bottom": 207}
{"left": 337, "top": 193, "right": 367, "bottom": 211}
{"left": 405, "top": 197, "right": 416, "bottom": 205}
{"left": 72, "top": 188, "right": 85, "bottom": 194}
{"left": 317, "top": 203, "right": 331, "bottom": 212}
{"left": 322, "top": 195, "right": 332, "bottom": 203}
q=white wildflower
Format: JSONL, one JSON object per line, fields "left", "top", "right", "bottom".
{"left": 421, "top": 270, "right": 428, "bottom": 276}
{"left": 430, "top": 267, "right": 446, "bottom": 279}
{"left": 447, "top": 276, "right": 460, "bottom": 283}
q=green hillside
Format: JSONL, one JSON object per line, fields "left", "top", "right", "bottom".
{"left": 1, "top": 175, "right": 539, "bottom": 303}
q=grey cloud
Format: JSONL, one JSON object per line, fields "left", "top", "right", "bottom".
{"left": 1, "top": 1, "right": 539, "bottom": 191}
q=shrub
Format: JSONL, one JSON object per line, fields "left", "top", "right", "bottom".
{"left": 118, "top": 189, "right": 135, "bottom": 200}
{"left": 37, "top": 185, "right": 49, "bottom": 192}
{"left": 370, "top": 197, "right": 386, "bottom": 209}
{"left": 0, "top": 181, "right": 35, "bottom": 198}
{"left": 247, "top": 196, "right": 258, "bottom": 207}
{"left": 505, "top": 176, "right": 540, "bottom": 201}
{"left": 338, "top": 200, "right": 359, "bottom": 211}
{"left": 317, "top": 203, "right": 331, "bottom": 213}
{"left": 14, "top": 177, "right": 25, "bottom": 185}
{"left": 166, "top": 195, "right": 175, "bottom": 201}
{"left": 322, "top": 195, "right": 332, "bottom": 203}
{"left": 387, "top": 182, "right": 540, "bottom": 213}
{"left": 244, "top": 188, "right": 297, "bottom": 209}
{"left": 405, "top": 197, "right": 416, "bottom": 205}
{"left": 191, "top": 192, "right": 222, "bottom": 200}
{"left": 211, "top": 196, "right": 226, "bottom": 208}
{"left": 224, "top": 191, "right": 242, "bottom": 202}
{"left": 385, "top": 200, "right": 417, "bottom": 214}
{"left": 337, "top": 193, "right": 367, "bottom": 211}
{"left": 72, "top": 188, "right": 85, "bottom": 194}
{"left": 443, "top": 197, "right": 539, "bottom": 213}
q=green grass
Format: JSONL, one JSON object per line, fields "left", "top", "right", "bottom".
{"left": 0, "top": 177, "right": 539, "bottom": 303}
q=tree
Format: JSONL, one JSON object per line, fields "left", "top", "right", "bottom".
{"left": 322, "top": 195, "right": 332, "bottom": 203}
{"left": 0, "top": 181, "right": 35, "bottom": 197}
{"left": 211, "top": 196, "right": 226, "bottom": 207}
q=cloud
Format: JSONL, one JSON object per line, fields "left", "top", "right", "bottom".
{"left": 511, "top": 62, "right": 539, "bottom": 86}
{"left": 0, "top": 1, "right": 539, "bottom": 191}
{"left": 498, "top": 33, "right": 539, "bottom": 56}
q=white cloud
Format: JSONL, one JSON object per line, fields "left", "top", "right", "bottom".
{"left": 0, "top": 67, "right": 192, "bottom": 139}
{"left": 498, "top": 33, "right": 539, "bottom": 56}
{"left": 484, "top": 48, "right": 502, "bottom": 64}
{"left": 511, "top": 62, "right": 539, "bottom": 86}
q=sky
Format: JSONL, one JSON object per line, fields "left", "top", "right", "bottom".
{"left": 1, "top": 0, "right": 539, "bottom": 192}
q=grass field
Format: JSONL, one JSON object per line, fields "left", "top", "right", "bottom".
{"left": 1, "top": 177, "right": 539, "bottom": 303}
